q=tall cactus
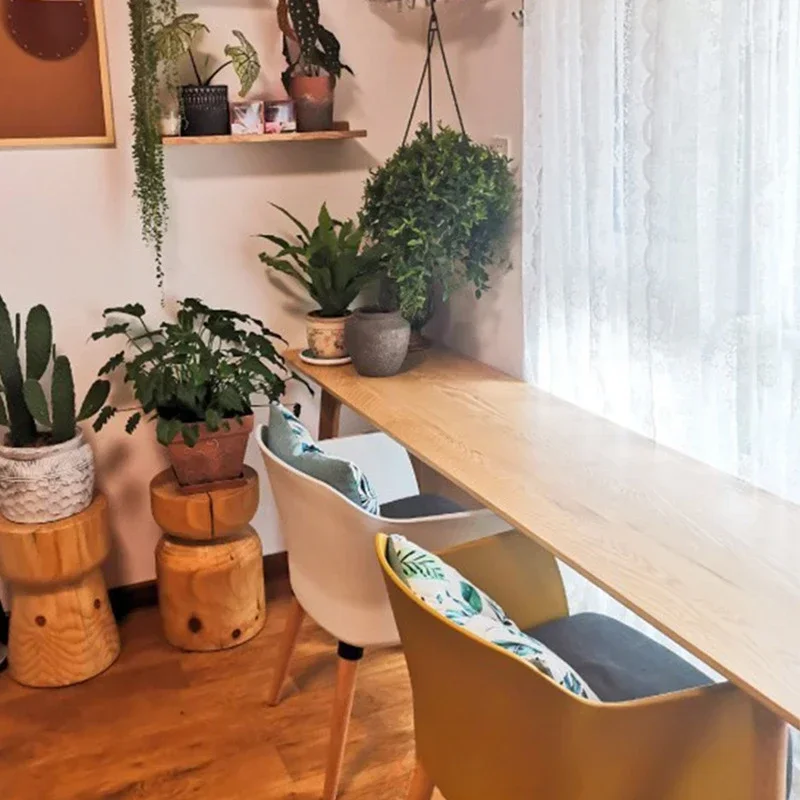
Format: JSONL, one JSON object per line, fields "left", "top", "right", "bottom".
{"left": 24, "top": 355, "right": 110, "bottom": 446}
{"left": 0, "top": 297, "right": 51, "bottom": 446}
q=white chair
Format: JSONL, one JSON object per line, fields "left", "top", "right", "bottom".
{"left": 256, "top": 426, "right": 508, "bottom": 800}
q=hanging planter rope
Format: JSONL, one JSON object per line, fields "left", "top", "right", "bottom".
{"left": 402, "top": 0, "right": 465, "bottom": 144}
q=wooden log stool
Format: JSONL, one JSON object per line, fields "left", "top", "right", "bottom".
{"left": 0, "top": 494, "right": 121, "bottom": 688}
{"left": 151, "top": 466, "right": 266, "bottom": 652}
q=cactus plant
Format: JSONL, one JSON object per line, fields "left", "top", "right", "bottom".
{"left": 279, "top": 0, "right": 352, "bottom": 91}
{"left": 0, "top": 296, "right": 111, "bottom": 448}
{"left": 23, "top": 356, "right": 111, "bottom": 446}
{"left": 0, "top": 297, "right": 52, "bottom": 447}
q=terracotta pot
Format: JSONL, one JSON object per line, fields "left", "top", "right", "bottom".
{"left": 290, "top": 75, "right": 334, "bottom": 132}
{"left": 166, "top": 415, "right": 254, "bottom": 487}
{"left": 306, "top": 311, "right": 349, "bottom": 359}
{"left": 0, "top": 431, "right": 94, "bottom": 523}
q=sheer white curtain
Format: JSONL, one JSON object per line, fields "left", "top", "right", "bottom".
{"left": 523, "top": 0, "right": 800, "bottom": 790}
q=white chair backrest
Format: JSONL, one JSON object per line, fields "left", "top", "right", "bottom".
{"left": 257, "top": 424, "right": 418, "bottom": 647}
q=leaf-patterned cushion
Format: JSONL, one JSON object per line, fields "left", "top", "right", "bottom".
{"left": 387, "top": 534, "right": 598, "bottom": 700}
{"left": 266, "top": 404, "right": 379, "bottom": 514}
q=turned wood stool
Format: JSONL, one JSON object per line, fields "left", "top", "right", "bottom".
{"left": 0, "top": 494, "right": 121, "bottom": 687}
{"left": 151, "top": 466, "right": 266, "bottom": 651}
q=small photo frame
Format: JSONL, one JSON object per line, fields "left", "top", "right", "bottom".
{"left": 264, "top": 100, "right": 297, "bottom": 134}
{"left": 230, "top": 101, "right": 265, "bottom": 135}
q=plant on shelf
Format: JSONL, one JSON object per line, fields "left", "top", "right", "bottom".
{"left": 258, "top": 203, "right": 385, "bottom": 361}
{"left": 277, "top": 0, "right": 352, "bottom": 132}
{"left": 129, "top": 0, "right": 178, "bottom": 293}
{"left": 91, "top": 299, "right": 297, "bottom": 488}
{"left": 155, "top": 14, "right": 260, "bottom": 137}
{"left": 0, "top": 296, "right": 110, "bottom": 524}
{"left": 360, "top": 123, "right": 517, "bottom": 335}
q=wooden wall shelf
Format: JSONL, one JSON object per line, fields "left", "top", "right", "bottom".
{"left": 163, "top": 125, "right": 367, "bottom": 147}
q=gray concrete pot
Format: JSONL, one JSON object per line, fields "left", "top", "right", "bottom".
{"left": 345, "top": 307, "right": 411, "bottom": 378}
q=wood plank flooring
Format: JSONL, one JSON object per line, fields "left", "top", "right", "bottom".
{"left": 0, "top": 580, "right": 444, "bottom": 800}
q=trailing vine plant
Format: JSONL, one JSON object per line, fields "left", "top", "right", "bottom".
{"left": 128, "top": 0, "right": 177, "bottom": 297}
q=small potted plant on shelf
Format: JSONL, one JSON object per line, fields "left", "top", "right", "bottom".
{"left": 0, "top": 297, "right": 110, "bottom": 524}
{"left": 278, "top": 0, "right": 352, "bottom": 132}
{"left": 258, "top": 203, "right": 385, "bottom": 363}
{"left": 91, "top": 299, "right": 294, "bottom": 489}
{"left": 360, "top": 123, "right": 517, "bottom": 346}
{"left": 155, "top": 14, "right": 261, "bottom": 136}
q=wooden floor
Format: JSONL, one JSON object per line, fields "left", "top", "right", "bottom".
{"left": 0, "top": 580, "right": 444, "bottom": 800}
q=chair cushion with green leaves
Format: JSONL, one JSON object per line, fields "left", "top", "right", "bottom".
{"left": 387, "top": 534, "right": 598, "bottom": 700}
{"left": 266, "top": 404, "right": 379, "bottom": 515}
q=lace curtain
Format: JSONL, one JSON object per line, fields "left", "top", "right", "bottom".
{"left": 523, "top": 0, "right": 800, "bottom": 791}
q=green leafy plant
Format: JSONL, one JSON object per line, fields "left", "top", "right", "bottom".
{"left": 277, "top": 0, "right": 352, "bottom": 92}
{"left": 258, "top": 204, "right": 384, "bottom": 318}
{"left": 156, "top": 14, "right": 261, "bottom": 96}
{"left": 129, "top": 0, "right": 178, "bottom": 293}
{"left": 0, "top": 297, "right": 110, "bottom": 447}
{"left": 360, "top": 123, "right": 516, "bottom": 321}
{"left": 91, "top": 299, "right": 297, "bottom": 447}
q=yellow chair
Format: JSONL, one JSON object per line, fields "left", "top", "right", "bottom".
{"left": 376, "top": 531, "right": 790, "bottom": 800}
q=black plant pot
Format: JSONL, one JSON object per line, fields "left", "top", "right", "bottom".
{"left": 181, "top": 85, "right": 230, "bottom": 136}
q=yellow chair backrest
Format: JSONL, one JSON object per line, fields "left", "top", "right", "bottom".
{"left": 375, "top": 531, "right": 788, "bottom": 800}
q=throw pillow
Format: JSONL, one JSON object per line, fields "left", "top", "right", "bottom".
{"left": 266, "top": 404, "right": 379, "bottom": 515}
{"left": 387, "top": 534, "right": 598, "bottom": 700}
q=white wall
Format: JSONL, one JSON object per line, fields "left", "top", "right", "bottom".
{"left": 0, "top": 0, "right": 523, "bottom": 588}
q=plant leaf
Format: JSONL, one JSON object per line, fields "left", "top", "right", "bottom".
{"left": 103, "top": 303, "right": 146, "bottom": 318}
{"left": 23, "top": 379, "right": 51, "bottom": 428}
{"left": 98, "top": 351, "right": 126, "bottom": 377}
{"left": 51, "top": 355, "right": 76, "bottom": 444}
{"left": 156, "top": 416, "right": 183, "bottom": 446}
{"left": 77, "top": 380, "right": 111, "bottom": 422}
{"left": 93, "top": 405, "right": 117, "bottom": 433}
{"left": 91, "top": 323, "right": 130, "bottom": 341}
{"left": 155, "top": 14, "right": 208, "bottom": 63}
{"left": 0, "top": 394, "right": 8, "bottom": 427}
{"left": 25, "top": 304, "right": 52, "bottom": 381}
{"left": 125, "top": 412, "right": 142, "bottom": 435}
{"left": 225, "top": 30, "right": 260, "bottom": 97}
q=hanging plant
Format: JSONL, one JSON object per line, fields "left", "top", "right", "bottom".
{"left": 360, "top": 123, "right": 516, "bottom": 322}
{"left": 128, "top": 0, "right": 177, "bottom": 295}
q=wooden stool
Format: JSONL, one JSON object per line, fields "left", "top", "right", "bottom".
{"left": 0, "top": 494, "right": 121, "bottom": 688}
{"left": 151, "top": 467, "right": 266, "bottom": 652}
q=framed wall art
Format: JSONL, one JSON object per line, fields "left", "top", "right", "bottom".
{"left": 0, "top": 0, "right": 114, "bottom": 148}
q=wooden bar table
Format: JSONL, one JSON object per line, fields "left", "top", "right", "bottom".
{"left": 286, "top": 347, "right": 800, "bottom": 744}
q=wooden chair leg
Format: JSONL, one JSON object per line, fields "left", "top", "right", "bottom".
{"left": 322, "top": 642, "right": 363, "bottom": 800}
{"left": 267, "top": 595, "right": 305, "bottom": 707}
{"left": 407, "top": 757, "right": 435, "bottom": 800}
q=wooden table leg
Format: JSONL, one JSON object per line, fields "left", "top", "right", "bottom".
{"left": 319, "top": 390, "right": 342, "bottom": 441}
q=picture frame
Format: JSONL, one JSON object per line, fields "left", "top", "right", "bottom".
{"left": 0, "top": 0, "right": 115, "bottom": 149}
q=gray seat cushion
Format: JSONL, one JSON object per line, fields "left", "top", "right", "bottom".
{"left": 528, "top": 612, "right": 713, "bottom": 702}
{"left": 529, "top": 612, "right": 793, "bottom": 797}
{"left": 380, "top": 494, "right": 464, "bottom": 519}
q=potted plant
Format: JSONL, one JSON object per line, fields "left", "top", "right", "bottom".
{"left": 155, "top": 14, "right": 261, "bottom": 136}
{"left": 360, "top": 123, "right": 517, "bottom": 344}
{"left": 278, "top": 0, "right": 352, "bottom": 132}
{"left": 91, "top": 299, "right": 293, "bottom": 488}
{"left": 0, "top": 298, "right": 110, "bottom": 524}
{"left": 258, "top": 203, "right": 384, "bottom": 361}
{"left": 128, "top": 0, "right": 177, "bottom": 292}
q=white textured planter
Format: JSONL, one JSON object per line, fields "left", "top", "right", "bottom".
{"left": 0, "top": 432, "right": 95, "bottom": 524}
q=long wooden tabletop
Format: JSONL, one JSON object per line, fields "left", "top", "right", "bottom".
{"left": 286, "top": 348, "right": 800, "bottom": 728}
